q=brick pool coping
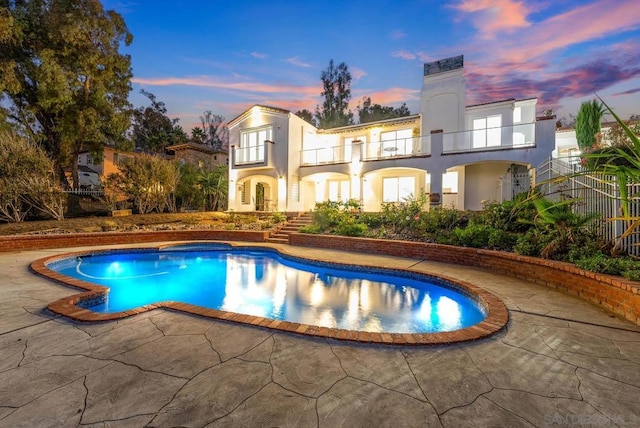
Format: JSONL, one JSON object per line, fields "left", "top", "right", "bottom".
{"left": 0, "top": 229, "right": 269, "bottom": 253}
{"left": 289, "top": 233, "right": 640, "bottom": 326}
{"left": 29, "top": 242, "right": 509, "bottom": 346}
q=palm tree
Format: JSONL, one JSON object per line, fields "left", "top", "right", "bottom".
{"left": 532, "top": 198, "right": 598, "bottom": 259}
{"left": 584, "top": 98, "right": 640, "bottom": 254}
{"left": 197, "top": 166, "right": 227, "bottom": 211}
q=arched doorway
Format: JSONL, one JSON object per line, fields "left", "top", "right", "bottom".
{"left": 255, "top": 182, "right": 272, "bottom": 211}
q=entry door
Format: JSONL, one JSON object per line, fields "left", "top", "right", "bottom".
{"left": 328, "top": 180, "right": 350, "bottom": 202}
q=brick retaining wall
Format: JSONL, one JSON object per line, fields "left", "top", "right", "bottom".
{"left": 289, "top": 232, "right": 640, "bottom": 326}
{"left": 0, "top": 230, "right": 268, "bottom": 253}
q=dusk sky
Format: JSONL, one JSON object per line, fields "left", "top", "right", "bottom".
{"left": 103, "top": 0, "right": 640, "bottom": 132}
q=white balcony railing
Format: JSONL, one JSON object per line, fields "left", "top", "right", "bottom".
{"left": 301, "top": 145, "right": 347, "bottom": 166}
{"left": 298, "top": 123, "right": 536, "bottom": 166}
{"left": 362, "top": 136, "right": 431, "bottom": 161}
{"left": 441, "top": 122, "right": 535, "bottom": 153}
{"left": 233, "top": 142, "right": 266, "bottom": 166}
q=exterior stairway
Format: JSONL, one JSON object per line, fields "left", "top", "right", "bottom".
{"left": 266, "top": 212, "right": 313, "bottom": 244}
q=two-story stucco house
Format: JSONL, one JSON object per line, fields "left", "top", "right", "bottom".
{"left": 228, "top": 55, "right": 556, "bottom": 212}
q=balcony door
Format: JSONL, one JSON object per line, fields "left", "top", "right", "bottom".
{"left": 328, "top": 180, "right": 350, "bottom": 203}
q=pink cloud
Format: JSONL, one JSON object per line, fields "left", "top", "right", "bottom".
{"left": 491, "top": 1, "right": 640, "bottom": 63}
{"left": 453, "top": 0, "right": 640, "bottom": 117}
{"left": 350, "top": 66, "right": 367, "bottom": 80}
{"left": 453, "top": 0, "right": 532, "bottom": 39}
{"left": 132, "top": 76, "right": 319, "bottom": 98}
{"left": 390, "top": 29, "right": 407, "bottom": 40}
{"left": 392, "top": 50, "right": 417, "bottom": 60}
{"left": 353, "top": 87, "right": 420, "bottom": 106}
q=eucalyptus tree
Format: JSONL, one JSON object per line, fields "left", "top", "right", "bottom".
{"left": 199, "top": 110, "right": 228, "bottom": 151}
{"left": 0, "top": 0, "right": 134, "bottom": 187}
{"left": 315, "top": 59, "right": 353, "bottom": 129}
{"left": 356, "top": 97, "right": 411, "bottom": 124}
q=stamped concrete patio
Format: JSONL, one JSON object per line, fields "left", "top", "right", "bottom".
{"left": 1, "top": 242, "right": 640, "bottom": 427}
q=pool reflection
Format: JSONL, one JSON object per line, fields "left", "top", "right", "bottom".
{"left": 60, "top": 250, "right": 484, "bottom": 334}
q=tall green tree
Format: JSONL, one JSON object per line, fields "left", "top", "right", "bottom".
{"left": 0, "top": 130, "right": 66, "bottom": 221}
{"left": 131, "top": 89, "right": 187, "bottom": 153}
{"left": 356, "top": 97, "right": 411, "bottom": 124}
{"left": 575, "top": 99, "right": 604, "bottom": 150}
{"left": 295, "top": 109, "right": 316, "bottom": 127}
{"left": 315, "top": 59, "right": 353, "bottom": 129}
{"left": 199, "top": 110, "right": 228, "bottom": 151}
{"left": 0, "top": 0, "right": 133, "bottom": 188}
{"left": 105, "top": 154, "right": 181, "bottom": 214}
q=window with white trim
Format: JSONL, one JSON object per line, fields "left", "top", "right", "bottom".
{"left": 382, "top": 176, "right": 415, "bottom": 203}
{"left": 513, "top": 107, "right": 522, "bottom": 123}
{"left": 238, "top": 126, "right": 272, "bottom": 164}
{"left": 240, "top": 182, "right": 249, "bottom": 204}
{"left": 472, "top": 115, "right": 502, "bottom": 148}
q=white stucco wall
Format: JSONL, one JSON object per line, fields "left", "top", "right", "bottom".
{"left": 464, "top": 162, "right": 513, "bottom": 210}
{"left": 362, "top": 168, "right": 426, "bottom": 212}
{"left": 421, "top": 68, "right": 466, "bottom": 135}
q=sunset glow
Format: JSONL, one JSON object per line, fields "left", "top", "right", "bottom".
{"left": 106, "top": 0, "right": 640, "bottom": 130}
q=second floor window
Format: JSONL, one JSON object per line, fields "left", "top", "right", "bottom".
{"left": 238, "top": 126, "right": 272, "bottom": 164}
{"left": 472, "top": 115, "right": 502, "bottom": 148}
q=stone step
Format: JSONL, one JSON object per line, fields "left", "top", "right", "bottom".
{"left": 266, "top": 237, "right": 289, "bottom": 244}
{"left": 269, "top": 233, "right": 289, "bottom": 239}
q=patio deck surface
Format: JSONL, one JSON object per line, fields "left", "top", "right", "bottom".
{"left": 1, "top": 242, "right": 639, "bottom": 427}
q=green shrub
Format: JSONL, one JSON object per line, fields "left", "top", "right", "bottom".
{"left": 513, "top": 229, "right": 554, "bottom": 257}
{"left": 359, "top": 212, "right": 383, "bottom": 228}
{"left": 380, "top": 193, "right": 428, "bottom": 233}
{"left": 336, "top": 222, "right": 368, "bottom": 237}
{"left": 487, "top": 229, "right": 518, "bottom": 251}
{"left": 421, "top": 206, "right": 468, "bottom": 233}
{"left": 312, "top": 201, "right": 345, "bottom": 230}
{"left": 270, "top": 212, "right": 287, "bottom": 223}
{"left": 480, "top": 193, "right": 537, "bottom": 233}
{"left": 298, "top": 224, "right": 322, "bottom": 234}
{"left": 573, "top": 253, "right": 640, "bottom": 280}
{"left": 452, "top": 224, "right": 495, "bottom": 248}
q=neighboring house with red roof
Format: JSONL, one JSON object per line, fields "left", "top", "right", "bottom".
{"left": 165, "top": 142, "right": 228, "bottom": 170}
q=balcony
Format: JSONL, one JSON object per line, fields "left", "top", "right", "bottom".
{"left": 301, "top": 145, "right": 348, "bottom": 166}
{"left": 362, "top": 136, "right": 431, "bottom": 161}
{"left": 232, "top": 140, "right": 273, "bottom": 169}
{"left": 441, "top": 122, "right": 535, "bottom": 154}
{"left": 298, "top": 123, "right": 538, "bottom": 167}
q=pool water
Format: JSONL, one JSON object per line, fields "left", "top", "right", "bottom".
{"left": 50, "top": 247, "right": 486, "bottom": 333}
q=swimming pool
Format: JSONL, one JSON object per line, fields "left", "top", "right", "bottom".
{"left": 42, "top": 244, "right": 485, "bottom": 334}
{"left": 32, "top": 242, "right": 510, "bottom": 344}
